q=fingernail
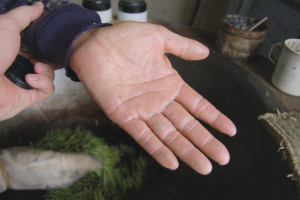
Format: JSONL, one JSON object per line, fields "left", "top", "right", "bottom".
{"left": 28, "top": 74, "right": 38, "bottom": 81}
{"left": 33, "top": 1, "right": 43, "bottom": 7}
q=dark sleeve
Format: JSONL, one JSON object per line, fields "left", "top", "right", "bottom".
{"left": 0, "top": 0, "right": 68, "bottom": 14}
{"left": 22, "top": 3, "right": 111, "bottom": 81}
{"left": 0, "top": 0, "right": 28, "bottom": 14}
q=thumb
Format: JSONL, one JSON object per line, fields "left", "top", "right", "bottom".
{"left": 0, "top": 2, "right": 44, "bottom": 70}
{"left": 159, "top": 26, "right": 210, "bottom": 61}
{"left": 0, "top": 2, "right": 44, "bottom": 32}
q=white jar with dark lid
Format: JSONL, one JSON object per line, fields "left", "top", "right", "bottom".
{"left": 118, "top": 0, "right": 147, "bottom": 22}
{"left": 82, "top": 0, "right": 112, "bottom": 23}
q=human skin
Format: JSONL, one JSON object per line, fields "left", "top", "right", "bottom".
{"left": 0, "top": 2, "right": 55, "bottom": 121}
{"left": 70, "top": 22, "right": 237, "bottom": 175}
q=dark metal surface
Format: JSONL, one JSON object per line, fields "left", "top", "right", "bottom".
{"left": 0, "top": 29, "right": 298, "bottom": 199}
{"left": 133, "top": 53, "right": 298, "bottom": 200}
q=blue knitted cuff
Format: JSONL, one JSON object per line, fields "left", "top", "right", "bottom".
{"left": 22, "top": 3, "right": 110, "bottom": 81}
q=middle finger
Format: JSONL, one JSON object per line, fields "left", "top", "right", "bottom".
{"left": 163, "top": 101, "right": 230, "bottom": 166}
{"left": 147, "top": 113, "right": 212, "bottom": 175}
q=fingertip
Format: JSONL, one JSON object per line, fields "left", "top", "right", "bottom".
{"left": 25, "top": 74, "right": 38, "bottom": 89}
{"left": 192, "top": 155, "right": 212, "bottom": 175}
{"left": 34, "top": 62, "right": 49, "bottom": 73}
{"left": 31, "top": 1, "right": 44, "bottom": 15}
{"left": 27, "top": 74, "right": 38, "bottom": 82}
{"left": 151, "top": 146, "right": 179, "bottom": 171}
{"left": 214, "top": 114, "right": 237, "bottom": 137}
{"left": 25, "top": 73, "right": 55, "bottom": 96}
{"left": 192, "top": 41, "right": 210, "bottom": 60}
{"left": 218, "top": 152, "right": 230, "bottom": 166}
{"left": 3, "top": 3, "right": 44, "bottom": 32}
{"left": 32, "top": 1, "right": 43, "bottom": 7}
{"left": 34, "top": 62, "right": 55, "bottom": 81}
{"left": 226, "top": 121, "right": 237, "bottom": 137}
{"left": 199, "top": 162, "right": 212, "bottom": 175}
{"left": 201, "top": 45, "right": 210, "bottom": 59}
{"left": 230, "top": 125, "right": 237, "bottom": 137}
{"left": 168, "top": 160, "right": 179, "bottom": 171}
{"left": 156, "top": 151, "right": 179, "bottom": 171}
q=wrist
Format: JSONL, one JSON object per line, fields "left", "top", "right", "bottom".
{"left": 69, "top": 26, "right": 110, "bottom": 81}
{"left": 69, "top": 29, "right": 96, "bottom": 80}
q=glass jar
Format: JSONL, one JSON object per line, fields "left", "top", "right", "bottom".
{"left": 82, "top": 0, "right": 112, "bottom": 23}
{"left": 118, "top": 0, "right": 147, "bottom": 22}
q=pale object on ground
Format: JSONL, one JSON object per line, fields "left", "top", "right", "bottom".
{"left": 0, "top": 148, "right": 101, "bottom": 193}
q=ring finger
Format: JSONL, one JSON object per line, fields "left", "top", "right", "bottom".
{"left": 147, "top": 113, "right": 212, "bottom": 175}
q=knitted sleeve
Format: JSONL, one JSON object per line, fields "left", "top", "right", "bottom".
{"left": 22, "top": 3, "right": 110, "bottom": 81}
{"left": 0, "top": 0, "right": 69, "bottom": 14}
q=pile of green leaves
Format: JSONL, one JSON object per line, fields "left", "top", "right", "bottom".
{"left": 30, "top": 126, "right": 147, "bottom": 200}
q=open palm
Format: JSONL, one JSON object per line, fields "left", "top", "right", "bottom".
{"left": 70, "top": 22, "right": 236, "bottom": 174}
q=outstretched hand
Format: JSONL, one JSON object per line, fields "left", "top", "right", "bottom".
{"left": 70, "top": 22, "right": 236, "bottom": 174}
{"left": 0, "top": 2, "right": 55, "bottom": 121}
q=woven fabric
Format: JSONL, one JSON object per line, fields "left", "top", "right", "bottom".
{"left": 22, "top": 3, "right": 107, "bottom": 81}
{"left": 1, "top": 1, "right": 109, "bottom": 81}
{"left": 259, "top": 111, "right": 300, "bottom": 193}
{"left": 0, "top": 0, "right": 68, "bottom": 13}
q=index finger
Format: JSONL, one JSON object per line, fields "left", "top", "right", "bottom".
{"left": 177, "top": 83, "right": 237, "bottom": 136}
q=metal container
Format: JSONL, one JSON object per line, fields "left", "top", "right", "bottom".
{"left": 216, "top": 15, "right": 267, "bottom": 61}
